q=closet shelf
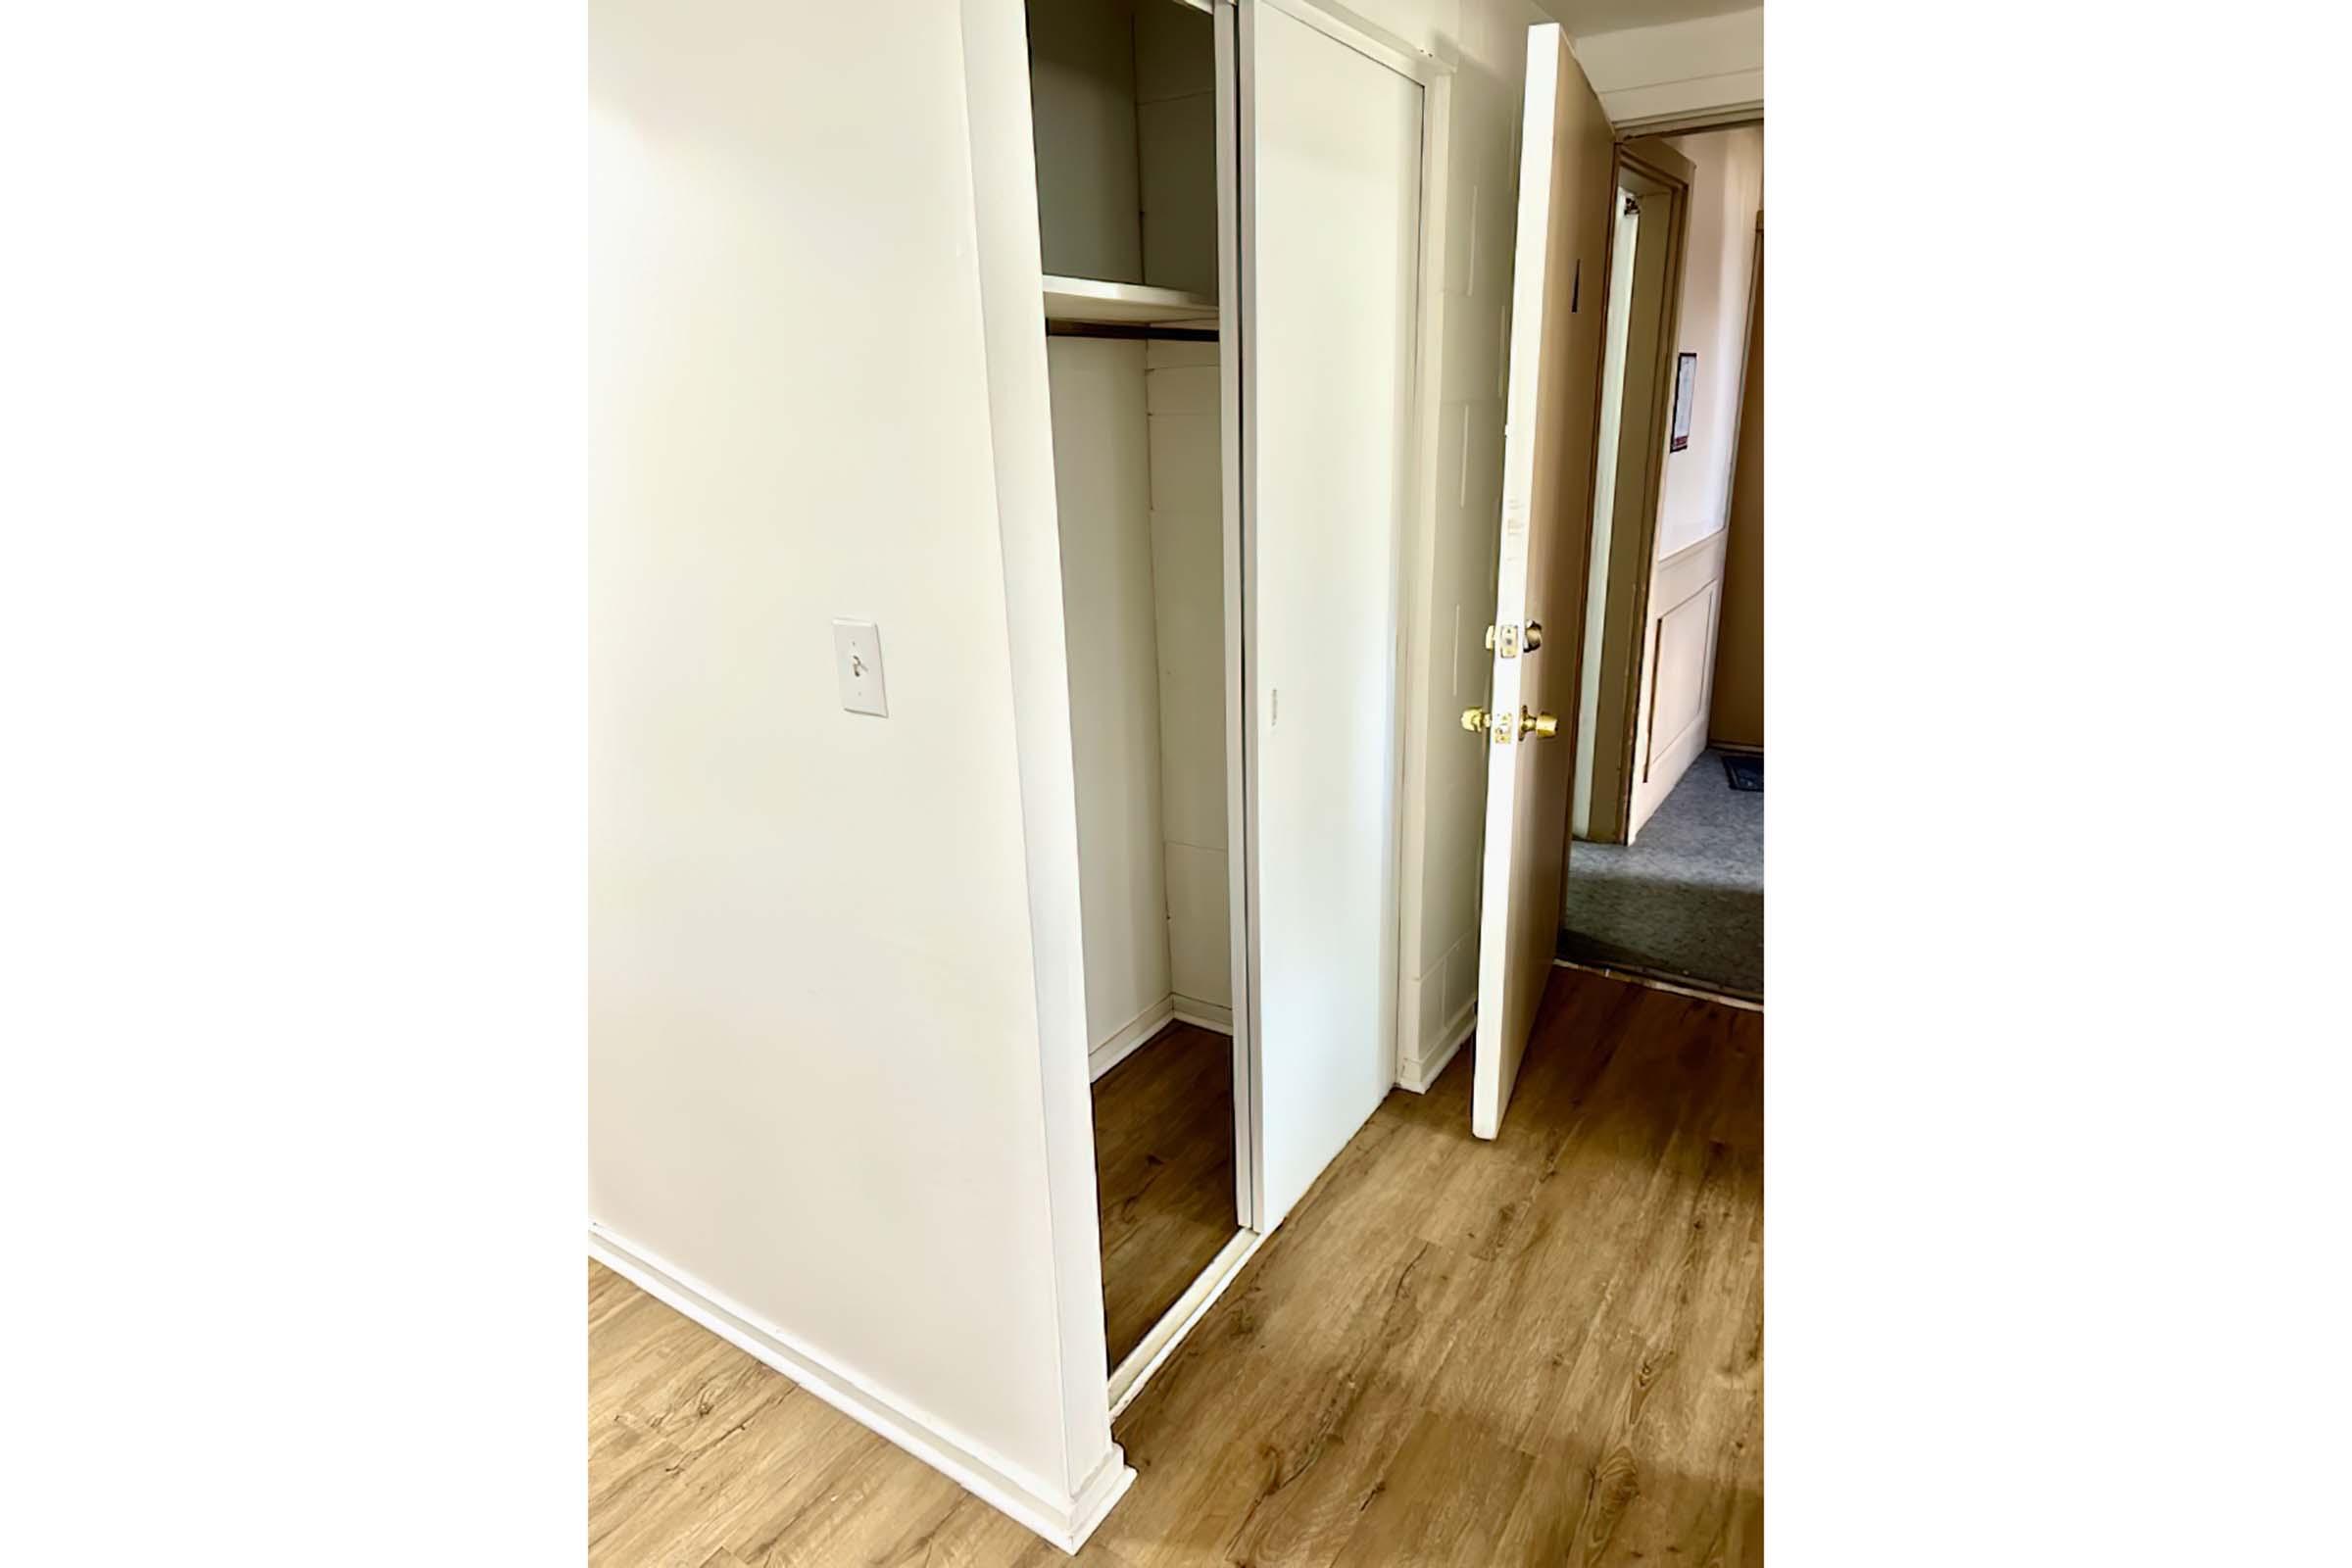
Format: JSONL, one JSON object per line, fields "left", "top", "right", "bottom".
{"left": 1042, "top": 274, "right": 1218, "bottom": 326}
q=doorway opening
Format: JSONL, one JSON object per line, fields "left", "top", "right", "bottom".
{"left": 1022, "top": 0, "right": 1254, "bottom": 1400}
{"left": 1019, "top": 0, "right": 1445, "bottom": 1415}
{"left": 1559, "top": 125, "right": 1764, "bottom": 1003}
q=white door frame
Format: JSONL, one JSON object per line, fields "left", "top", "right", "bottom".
{"left": 969, "top": 0, "right": 1458, "bottom": 1426}
{"left": 1212, "top": 0, "right": 1260, "bottom": 1243}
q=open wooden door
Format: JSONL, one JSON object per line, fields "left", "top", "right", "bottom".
{"left": 1240, "top": 0, "right": 1433, "bottom": 1223}
{"left": 1468, "top": 25, "right": 1616, "bottom": 1140}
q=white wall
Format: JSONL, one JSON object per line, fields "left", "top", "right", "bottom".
{"left": 1137, "top": 2, "right": 1220, "bottom": 297}
{"left": 1389, "top": 0, "right": 1550, "bottom": 1086}
{"left": 1028, "top": 0, "right": 1218, "bottom": 297}
{"left": 1568, "top": 8, "right": 1761, "bottom": 129}
{"left": 1146, "top": 339, "right": 1232, "bottom": 1018}
{"left": 590, "top": 0, "right": 1108, "bottom": 1529}
{"left": 591, "top": 0, "right": 1545, "bottom": 1532}
{"left": 1027, "top": 0, "right": 1144, "bottom": 282}
{"left": 1046, "top": 339, "right": 1172, "bottom": 1052}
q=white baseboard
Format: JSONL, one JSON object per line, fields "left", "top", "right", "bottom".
{"left": 587, "top": 1223, "right": 1134, "bottom": 1554}
{"left": 1088, "top": 998, "right": 1174, "bottom": 1082}
{"left": 1396, "top": 1003, "right": 1474, "bottom": 1094}
{"left": 1170, "top": 996, "right": 1233, "bottom": 1034}
{"left": 1088, "top": 996, "right": 1235, "bottom": 1081}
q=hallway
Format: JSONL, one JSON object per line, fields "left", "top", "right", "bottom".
{"left": 1563, "top": 748, "right": 1764, "bottom": 999}
{"left": 588, "top": 966, "right": 1762, "bottom": 1565}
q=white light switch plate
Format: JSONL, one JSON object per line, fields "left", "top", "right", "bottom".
{"left": 832, "top": 619, "right": 887, "bottom": 716}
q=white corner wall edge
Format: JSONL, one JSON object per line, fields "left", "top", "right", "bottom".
{"left": 955, "top": 0, "right": 1129, "bottom": 1543}
{"left": 589, "top": 1225, "right": 1135, "bottom": 1553}
{"left": 1396, "top": 1003, "right": 1474, "bottom": 1094}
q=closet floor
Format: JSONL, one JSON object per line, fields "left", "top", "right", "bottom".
{"left": 1092, "top": 1021, "right": 1238, "bottom": 1368}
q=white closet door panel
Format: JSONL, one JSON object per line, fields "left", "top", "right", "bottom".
{"left": 1243, "top": 0, "right": 1425, "bottom": 1227}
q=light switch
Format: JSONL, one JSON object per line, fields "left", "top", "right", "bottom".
{"left": 832, "top": 619, "right": 887, "bottom": 716}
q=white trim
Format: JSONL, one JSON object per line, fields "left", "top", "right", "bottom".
{"left": 1041, "top": 274, "right": 1218, "bottom": 326}
{"left": 954, "top": 0, "right": 1121, "bottom": 1523}
{"left": 1171, "top": 996, "right": 1234, "bottom": 1034}
{"left": 1090, "top": 995, "right": 1237, "bottom": 1081}
{"left": 1390, "top": 41, "right": 1452, "bottom": 1107}
{"left": 1260, "top": 0, "right": 1455, "bottom": 83}
{"left": 1088, "top": 998, "right": 1176, "bottom": 1082}
{"left": 1105, "top": 1227, "right": 1266, "bottom": 1419}
{"left": 1061, "top": 1447, "right": 1141, "bottom": 1556}
{"left": 1609, "top": 101, "right": 1762, "bottom": 139}
{"left": 589, "top": 1224, "right": 1135, "bottom": 1553}
{"left": 1218, "top": 0, "right": 1265, "bottom": 1237}
{"left": 1396, "top": 1002, "right": 1473, "bottom": 1094}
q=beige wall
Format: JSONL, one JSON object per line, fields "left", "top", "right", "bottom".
{"left": 1709, "top": 231, "right": 1763, "bottom": 751}
{"left": 1655, "top": 125, "right": 1761, "bottom": 562}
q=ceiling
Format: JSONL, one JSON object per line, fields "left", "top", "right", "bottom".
{"left": 1536, "top": 0, "right": 1756, "bottom": 38}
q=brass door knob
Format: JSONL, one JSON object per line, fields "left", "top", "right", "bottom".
{"left": 1523, "top": 620, "right": 1544, "bottom": 651}
{"left": 1519, "top": 708, "right": 1560, "bottom": 739}
{"left": 1461, "top": 707, "right": 1491, "bottom": 734}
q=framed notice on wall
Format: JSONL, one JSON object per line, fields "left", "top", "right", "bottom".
{"left": 1670, "top": 352, "right": 1697, "bottom": 452}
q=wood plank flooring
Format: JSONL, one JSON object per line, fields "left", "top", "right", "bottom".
{"left": 588, "top": 966, "right": 1763, "bottom": 1566}
{"left": 1093, "top": 1021, "right": 1239, "bottom": 1367}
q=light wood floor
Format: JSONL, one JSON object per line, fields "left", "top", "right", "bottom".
{"left": 589, "top": 966, "right": 1762, "bottom": 1566}
{"left": 1093, "top": 1021, "right": 1238, "bottom": 1368}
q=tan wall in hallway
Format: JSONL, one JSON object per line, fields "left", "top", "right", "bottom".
{"left": 1625, "top": 124, "right": 1762, "bottom": 838}
{"left": 1709, "top": 233, "right": 1763, "bottom": 750}
{"left": 1653, "top": 126, "right": 1761, "bottom": 562}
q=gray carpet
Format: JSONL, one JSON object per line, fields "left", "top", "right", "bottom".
{"left": 1559, "top": 749, "right": 1762, "bottom": 999}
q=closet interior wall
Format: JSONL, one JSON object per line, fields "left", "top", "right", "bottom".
{"left": 1028, "top": 0, "right": 1232, "bottom": 1068}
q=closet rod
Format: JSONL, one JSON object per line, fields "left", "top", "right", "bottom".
{"left": 1044, "top": 320, "right": 1219, "bottom": 343}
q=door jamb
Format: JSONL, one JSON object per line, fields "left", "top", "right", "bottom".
{"left": 1214, "top": 0, "right": 1263, "bottom": 1245}
{"left": 1595, "top": 135, "right": 1694, "bottom": 843}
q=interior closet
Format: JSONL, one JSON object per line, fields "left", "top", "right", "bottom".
{"left": 1024, "top": 0, "right": 1244, "bottom": 1379}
